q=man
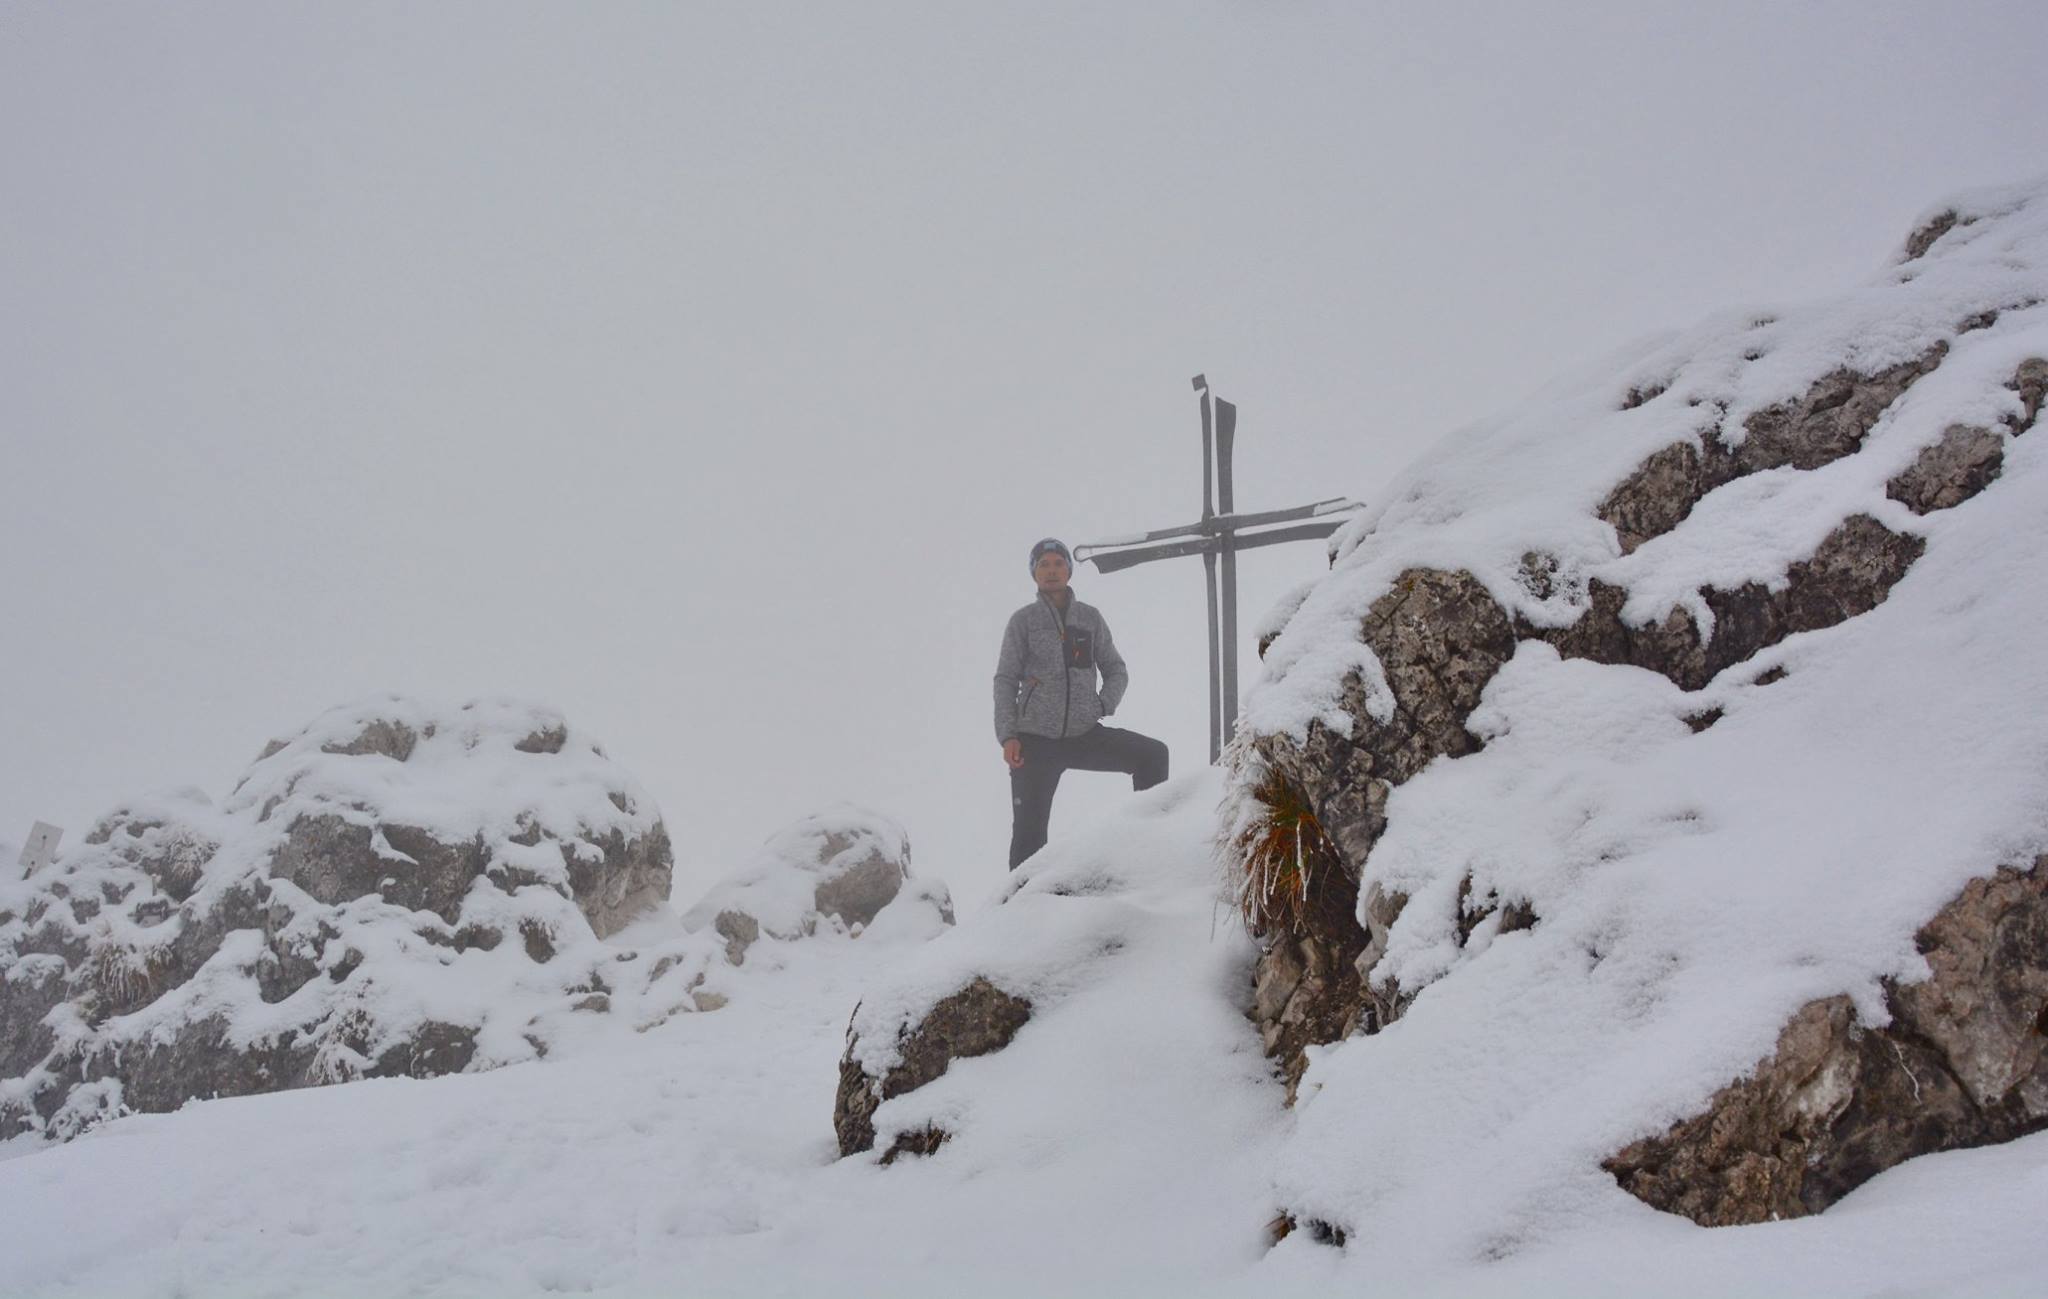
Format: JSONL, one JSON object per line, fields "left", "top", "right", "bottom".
{"left": 994, "top": 537, "right": 1169, "bottom": 869}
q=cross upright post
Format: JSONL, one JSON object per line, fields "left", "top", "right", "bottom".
{"left": 1198, "top": 377, "right": 1221, "bottom": 765}
{"left": 1074, "top": 378, "right": 1363, "bottom": 764}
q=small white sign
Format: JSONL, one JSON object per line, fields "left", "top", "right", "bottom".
{"left": 18, "top": 822, "right": 62, "bottom": 877}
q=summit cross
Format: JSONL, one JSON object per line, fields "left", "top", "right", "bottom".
{"left": 1073, "top": 376, "right": 1361, "bottom": 764}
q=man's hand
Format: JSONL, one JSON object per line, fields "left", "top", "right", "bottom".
{"left": 1002, "top": 738, "right": 1024, "bottom": 769}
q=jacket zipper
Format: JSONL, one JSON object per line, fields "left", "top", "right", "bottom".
{"left": 1046, "top": 595, "right": 1072, "bottom": 739}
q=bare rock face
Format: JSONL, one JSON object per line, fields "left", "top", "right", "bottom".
{"left": 834, "top": 976, "right": 1033, "bottom": 1157}
{"left": 1887, "top": 423, "right": 2007, "bottom": 514}
{"left": 267, "top": 814, "right": 484, "bottom": 924}
{"left": 1236, "top": 217, "right": 2030, "bottom": 1109}
{"left": 682, "top": 806, "right": 950, "bottom": 965}
{"left": 1259, "top": 569, "right": 1517, "bottom": 870}
{"left": 2009, "top": 357, "right": 2048, "bottom": 433}
{"left": 1240, "top": 570, "right": 1515, "bottom": 1093}
{"left": 1248, "top": 512, "right": 1934, "bottom": 1090}
{"left": 1531, "top": 514, "right": 1926, "bottom": 692}
{"left": 1231, "top": 188, "right": 2048, "bottom": 1252}
{"left": 563, "top": 821, "right": 674, "bottom": 942}
{"left": 0, "top": 697, "right": 685, "bottom": 1144}
{"left": 1605, "top": 858, "right": 2048, "bottom": 1225}
{"left": 1598, "top": 344, "right": 1948, "bottom": 553}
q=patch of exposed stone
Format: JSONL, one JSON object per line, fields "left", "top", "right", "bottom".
{"left": 812, "top": 837, "right": 914, "bottom": 931}
{"left": 2008, "top": 357, "right": 2048, "bottom": 434}
{"left": 1252, "top": 889, "right": 1370, "bottom": 1102}
{"left": 1887, "top": 424, "right": 2007, "bottom": 514}
{"left": 1244, "top": 571, "right": 1516, "bottom": 1092}
{"left": 834, "top": 977, "right": 1033, "bottom": 1157}
{"left": 1604, "top": 858, "right": 2048, "bottom": 1225}
{"left": 1267, "top": 1213, "right": 1349, "bottom": 1249}
{"left": 269, "top": 815, "right": 483, "bottom": 924}
{"left": 684, "top": 810, "right": 947, "bottom": 966}
{"left": 1599, "top": 344, "right": 1947, "bottom": 553}
{"left": 1528, "top": 514, "right": 1924, "bottom": 692}
{"left": 713, "top": 910, "right": 761, "bottom": 965}
{"left": 1620, "top": 380, "right": 1669, "bottom": 411}
{"left": 878, "top": 1125, "right": 952, "bottom": 1165}
{"left": 515, "top": 724, "right": 569, "bottom": 754}
{"left": 564, "top": 822, "right": 675, "bottom": 941}
{"left": 320, "top": 718, "right": 419, "bottom": 762}
{"left": 1902, "top": 209, "right": 1966, "bottom": 262}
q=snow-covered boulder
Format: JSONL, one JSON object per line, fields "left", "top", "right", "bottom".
{"left": 682, "top": 806, "right": 953, "bottom": 966}
{"left": 829, "top": 777, "right": 1267, "bottom": 1165}
{"left": 0, "top": 696, "right": 716, "bottom": 1144}
{"left": 1604, "top": 855, "right": 2048, "bottom": 1225}
{"left": 1224, "top": 176, "right": 2048, "bottom": 1243}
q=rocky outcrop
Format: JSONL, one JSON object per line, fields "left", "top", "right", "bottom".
{"left": 0, "top": 697, "right": 702, "bottom": 1144}
{"left": 834, "top": 976, "right": 1033, "bottom": 1157}
{"left": 1235, "top": 196, "right": 2047, "bottom": 1128}
{"left": 1886, "top": 423, "right": 2006, "bottom": 514}
{"left": 1236, "top": 570, "right": 1517, "bottom": 1094}
{"left": 1604, "top": 858, "right": 2048, "bottom": 1225}
{"left": 1530, "top": 514, "right": 1926, "bottom": 692}
{"left": 1597, "top": 345, "right": 1947, "bottom": 554}
{"left": 683, "top": 806, "right": 951, "bottom": 965}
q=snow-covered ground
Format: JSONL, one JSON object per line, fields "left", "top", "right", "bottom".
{"left": 0, "top": 776, "right": 1288, "bottom": 1299}
{"left": 1, "top": 775, "right": 2043, "bottom": 1297}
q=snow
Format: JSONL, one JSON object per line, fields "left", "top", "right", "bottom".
{"left": 0, "top": 776, "right": 1290, "bottom": 1299}
{"left": 680, "top": 803, "right": 927, "bottom": 942}
{"left": 1244, "top": 176, "right": 2048, "bottom": 1280}
{"left": 4, "top": 179, "right": 2048, "bottom": 1295}
{"left": 0, "top": 775, "right": 2043, "bottom": 1297}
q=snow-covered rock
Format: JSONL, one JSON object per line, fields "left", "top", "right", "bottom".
{"left": 1604, "top": 855, "right": 2048, "bottom": 1224}
{"left": 829, "top": 776, "right": 1269, "bottom": 1167}
{"left": 682, "top": 806, "right": 952, "bottom": 966}
{"left": 0, "top": 696, "right": 715, "bottom": 1143}
{"left": 1222, "top": 177, "right": 2048, "bottom": 1244}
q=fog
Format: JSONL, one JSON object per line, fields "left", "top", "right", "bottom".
{"left": 6, "top": 2, "right": 2045, "bottom": 907}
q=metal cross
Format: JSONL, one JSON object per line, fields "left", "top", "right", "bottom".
{"left": 1074, "top": 376, "right": 1361, "bottom": 764}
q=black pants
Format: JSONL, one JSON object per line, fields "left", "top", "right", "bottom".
{"left": 1008, "top": 725, "right": 1169, "bottom": 869}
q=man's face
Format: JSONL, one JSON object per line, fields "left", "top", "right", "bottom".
{"left": 1033, "top": 551, "right": 1072, "bottom": 595}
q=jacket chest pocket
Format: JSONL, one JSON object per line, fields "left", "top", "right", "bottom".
{"left": 1063, "top": 628, "right": 1095, "bottom": 672}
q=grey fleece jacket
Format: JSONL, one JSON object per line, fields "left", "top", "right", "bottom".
{"left": 993, "top": 590, "right": 1129, "bottom": 742}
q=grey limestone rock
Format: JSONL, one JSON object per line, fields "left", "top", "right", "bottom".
{"left": 835, "top": 976, "right": 1033, "bottom": 1157}
{"left": 1605, "top": 858, "right": 2048, "bottom": 1225}
{"left": 1887, "top": 424, "right": 2007, "bottom": 514}
{"left": 1243, "top": 570, "right": 1515, "bottom": 1093}
{"left": 683, "top": 806, "right": 949, "bottom": 965}
{"left": 0, "top": 698, "right": 677, "bottom": 1144}
{"left": 1599, "top": 344, "right": 1948, "bottom": 553}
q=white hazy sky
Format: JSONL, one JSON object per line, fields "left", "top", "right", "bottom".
{"left": 6, "top": 2, "right": 2046, "bottom": 908}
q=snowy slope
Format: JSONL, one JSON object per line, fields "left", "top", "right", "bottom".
{"left": 4, "top": 180, "right": 2048, "bottom": 1297}
{"left": 1240, "top": 177, "right": 2048, "bottom": 1280}
{"left": 1, "top": 778, "right": 2043, "bottom": 1298}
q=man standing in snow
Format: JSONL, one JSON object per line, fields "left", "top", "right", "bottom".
{"left": 995, "top": 537, "right": 1169, "bottom": 869}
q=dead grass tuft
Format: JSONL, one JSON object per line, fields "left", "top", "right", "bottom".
{"left": 1221, "top": 741, "right": 1343, "bottom": 938}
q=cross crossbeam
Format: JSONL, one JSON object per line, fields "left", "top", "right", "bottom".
{"left": 1073, "top": 377, "right": 1361, "bottom": 763}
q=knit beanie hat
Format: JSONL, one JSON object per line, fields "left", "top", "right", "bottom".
{"left": 1029, "top": 537, "right": 1072, "bottom": 572}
